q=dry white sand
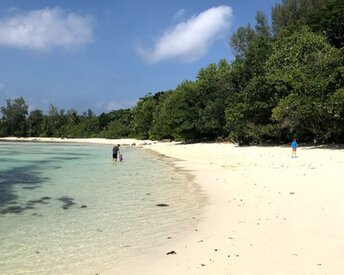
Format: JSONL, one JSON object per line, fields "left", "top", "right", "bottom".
{"left": 2, "top": 137, "right": 344, "bottom": 274}
{"left": 113, "top": 142, "right": 344, "bottom": 275}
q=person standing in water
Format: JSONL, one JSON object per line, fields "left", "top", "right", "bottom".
{"left": 112, "top": 144, "right": 120, "bottom": 161}
{"left": 291, "top": 138, "right": 298, "bottom": 158}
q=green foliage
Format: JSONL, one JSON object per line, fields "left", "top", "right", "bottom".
{"left": 272, "top": 93, "right": 324, "bottom": 139}
{"left": 267, "top": 27, "right": 343, "bottom": 141}
{"left": 65, "top": 109, "right": 80, "bottom": 126}
{"left": 27, "top": 109, "right": 44, "bottom": 137}
{"left": 225, "top": 36, "right": 274, "bottom": 143}
{"left": 266, "top": 27, "right": 337, "bottom": 97}
{"left": 230, "top": 25, "right": 256, "bottom": 58}
{"left": 131, "top": 94, "right": 159, "bottom": 139}
{"left": 0, "top": 97, "right": 28, "bottom": 137}
{"left": 326, "top": 88, "right": 344, "bottom": 141}
{"left": 82, "top": 108, "right": 96, "bottom": 118}
{"left": 103, "top": 119, "right": 129, "bottom": 138}
{"left": 0, "top": 118, "right": 6, "bottom": 137}
{"left": 242, "top": 36, "right": 273, "bottom": 78}
{"left": 195, "top": 61, "right": 232, "bottom": 138}
{"left": 150, "top": 82, "right": 199, "bottom": 141}
{"left": 63, "top": 117, "right": 98, "bottom": 138}
{"left": 41, "top": 104, "right": 63, "bottom": 137}
{"left": 308, "top": 0, "right": 344, "bottom": 48}
{"left": 272, "top": 0, "right": 327, "bottom": 36}
{"left": 149, "top": 91, "right": 174, "bottom": 140}
{"left": 100, "top": 109, "right": 132, "bottom": 138}
{"left": 225, "top": 76, "right": 278, "bottom": 143}
{"left": 255, "top": 11, "right": 271, "bottom": 38}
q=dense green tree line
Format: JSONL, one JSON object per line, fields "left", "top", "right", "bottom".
{"left": 0, "top": 98, "right": 134, "bottom": 139}
{"left": 0, "top": 0, "right": 343, "bottom": 144}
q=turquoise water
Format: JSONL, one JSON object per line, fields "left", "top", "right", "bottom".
{"left": 0, "top": 142, "right": 204, "bottom": 275}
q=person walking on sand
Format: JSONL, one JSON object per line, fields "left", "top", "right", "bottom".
{"left": 291, "top": 138, "right": 298, "bottom": 158}
{"left": 112, "top": 144, "right": 120, "bottom": 162}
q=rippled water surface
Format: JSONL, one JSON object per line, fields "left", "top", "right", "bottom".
{"left": 0, "top": 142, "right": 204, "bottom": 275}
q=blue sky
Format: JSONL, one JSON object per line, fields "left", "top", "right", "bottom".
{"left": 0, "top": 0, "right": 281, "bottom": 114}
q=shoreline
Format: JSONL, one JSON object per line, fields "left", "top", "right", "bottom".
{"left": 2, "top": 137, "right": 344, "bottom": 274}
{"left": 0, "top": 136, "right": 154, "bottom": 146}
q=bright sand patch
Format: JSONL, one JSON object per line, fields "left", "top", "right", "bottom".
{"left": 111, "top": 142, "right": 344, "bottom": 275}
{"left": 2, "top": 137, "right": 344, "bottom": 274}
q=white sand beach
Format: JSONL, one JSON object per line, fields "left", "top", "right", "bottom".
{"left": 113, "top": 142, "right": 344, "bottom": 275}
{"left": 1, "top": 137, "right": 344, "bottom": 274}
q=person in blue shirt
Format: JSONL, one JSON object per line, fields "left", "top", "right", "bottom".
{"left": 291, "top": 138, "right": 298, "bottom": 158}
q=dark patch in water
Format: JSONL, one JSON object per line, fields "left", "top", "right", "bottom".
{"left": 0, "top": 205, "right": 36, "bottom": 214}
{"left": 0, "top": 164, "right": 50, "bottom": 210}
{"left": 0, "top": 206, "right": 25, "bottom": 214}
{"left": 54, "top": 157, "right": 82, "bottom": 161}
{"left": 156, "top": 203, "right": 169, "bottom": 207}
{"left": 0, "top": 158, "right": 22, "bottom": 162}
{"left": 22, "top": 186, "right": 41, "bottom": 190}
{"left": 24, "top": 196, "right": 51, "bottom": 210}
{"left": 27, "top": 198, "right": 50, "bottom": 205}
{"left": 0, "top": 144, "right": 90, "bottom": 214}
{"left": 0, "top": 195, "right": 54, "bottom": 214}
{"left": 31, "top": 151, "right": 89, "bottom": 157}
{"left": 57, "top": 196, "right": 76, "bottom": 210}
{"left": 43, "top": 166, "right": 62, "bottom": 170}
{"left": 41, "top": 196, "right": 51, "bottom": 200}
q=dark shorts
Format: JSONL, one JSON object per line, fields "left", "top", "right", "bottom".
{"left": 113, "top": 154, "right": 117, "bottom": 158}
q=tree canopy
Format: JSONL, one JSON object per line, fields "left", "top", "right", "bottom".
{"left": 1, "top": 0, "right": 343, "bottom": 144}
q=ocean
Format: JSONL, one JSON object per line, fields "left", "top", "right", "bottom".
{"left": 0, "top": 141, "right": 204, "bottom": 274}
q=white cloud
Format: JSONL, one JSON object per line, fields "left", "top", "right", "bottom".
{"left": 0, "top": 7, "right": 93, "bottom": 50}
{"left": 136, "top": 5, "right": 233, "bottom": 63}
{"left": 173, "top": 9, "right": 185, "bottom": 21}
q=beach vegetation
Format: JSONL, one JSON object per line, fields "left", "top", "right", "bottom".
{"left": 130, "top": 93, "right": 160, "bottom": 139}
{"left": 0, "top": 0, "right": 343, "bottom": 144}
{"left": 0, "top": 97, "right": 28, "bottom": 137}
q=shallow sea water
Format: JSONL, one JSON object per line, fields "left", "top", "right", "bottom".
{"left": 0, "top": 142, "right": 204, "bottom": 275}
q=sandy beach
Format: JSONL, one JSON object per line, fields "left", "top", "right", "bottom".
{"left": 1, "top": 137, "right": 344, "bottom": 274}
